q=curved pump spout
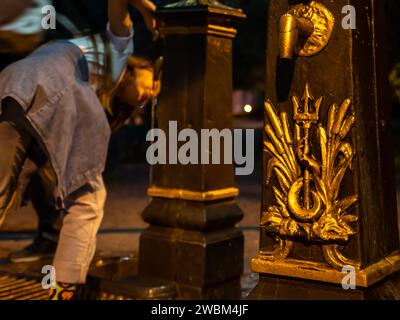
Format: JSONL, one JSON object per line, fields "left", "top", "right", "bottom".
{"left": 279, "top": 14, "right": 314, "bottom": 59}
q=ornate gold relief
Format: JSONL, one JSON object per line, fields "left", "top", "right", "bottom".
{"left": 261, "top": 84, "right": 358, "bottom": 269}
{"left": 289, "top": 1, "right": 335, "bottom": 57}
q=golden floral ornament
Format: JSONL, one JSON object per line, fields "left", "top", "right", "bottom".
{"left": 261, "top": 84, "right": 359, "bottom": 269}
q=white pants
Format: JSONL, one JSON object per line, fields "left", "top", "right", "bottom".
{"left": 53, "top": 175, "right": 106, "bottom": 284}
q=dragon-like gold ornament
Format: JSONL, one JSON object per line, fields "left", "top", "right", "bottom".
{"left": 261, "top": 84, "right": 359, "bottom": 269}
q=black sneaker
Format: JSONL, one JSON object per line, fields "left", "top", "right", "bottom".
{"left": 8, "top": 236, "right": 57, "bottom": 263}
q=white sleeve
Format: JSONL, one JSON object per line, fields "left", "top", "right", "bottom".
{"left": 106, "top": 22, "right": 134, "bottom": 53}
{"left": 68, "top": 23, "right": 134, "bottom": 86}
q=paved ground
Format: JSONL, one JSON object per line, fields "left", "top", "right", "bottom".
{"left": 1, "top": 163, "right": 399, "bottom": 298}
{"left": 0, "top": 163, "right": 262, "bottom": 296}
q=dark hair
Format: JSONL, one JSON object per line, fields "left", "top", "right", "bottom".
{"left": 125, "top": 55, "right": 154, "bottom": 76}
{"left": 101, "top": 54, "right": 155, "bottom": 114}
{"left": 88, "top": 32, "right": 115, "bottom": 114}
{"left": 106, "top": 55, "right": 155, "bottom": 132}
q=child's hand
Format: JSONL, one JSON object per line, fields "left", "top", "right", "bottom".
{"left": 128, "top": 0, "right": 159, "bottom": 40}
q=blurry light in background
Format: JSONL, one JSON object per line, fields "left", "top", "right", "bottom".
{"left": 243, "top": 104, "right": 253, "bottom": 113}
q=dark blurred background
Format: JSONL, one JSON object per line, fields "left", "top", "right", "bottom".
{"left": 2, "top": 0, "right": 400, "bottom": 184}
{"left": 96, "top": 0, "right": 399, "bottom": 186}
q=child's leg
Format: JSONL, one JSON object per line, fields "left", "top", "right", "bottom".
{"left": 52, "top": 174, "right": 106, "bottom": 294}
{"left": 0, "top": 98, "right": 32, "bottom": 225}
{"left": 8, "top": 162, "right": 61, "bottom": 264}
{"left": 34, "top": 161, "right": 61, "bottom": 242}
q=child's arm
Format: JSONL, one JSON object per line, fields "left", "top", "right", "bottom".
{"left": 108, "top": 0, "right": 132, "bottom": 37}
{"left": 108, "top": 0, "right": 158, "bottom": 38}
{"left": 128, "top": 0, "right": 158, "bottom": 38}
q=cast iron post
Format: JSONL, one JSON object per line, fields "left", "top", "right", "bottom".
{"left": 250, "top": 0, "right": 400, "bottom": 299}
{"left": 138, "top": 0, "right": 246, "bottom": 299}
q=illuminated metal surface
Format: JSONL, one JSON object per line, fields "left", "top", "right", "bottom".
{"left": 147, "top": 186, "right": 239, "bottom": 201}
{"left": 0, "top": 275, "right": 48, "bottom": 300}
{"left": 0, "top": 273, "right": 134, "bottom": 300}
{"left": 279, "top": 1, "right": 335, "bottom": 58}
{"left": 260, "top": 84, "right": 358, "bottom": 269}
{"left": 160, "top": 25, "right": 238, "bottom": 39}
{"left": 252, "top": 252, "right": 400, "bottom": 288}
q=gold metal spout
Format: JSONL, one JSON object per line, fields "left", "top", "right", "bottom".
{"left": 279, "top": 14, "right": 314, "bottom": 59}
{"left": 278, "top": 2, "right": 335, "bottom": 59}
